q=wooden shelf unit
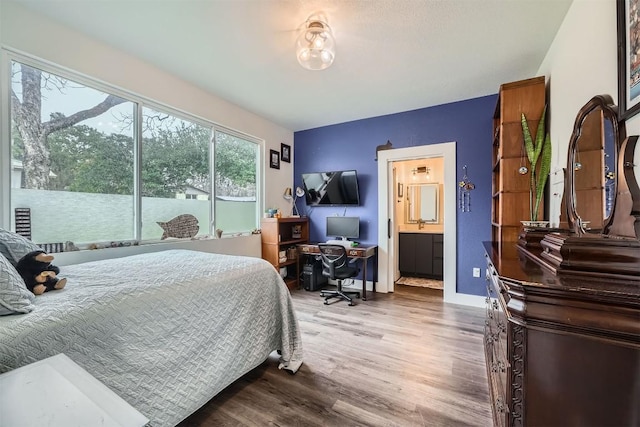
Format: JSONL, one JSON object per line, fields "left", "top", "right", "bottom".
{"left": 492, "top": 76, "right": 546, "bottom": 244}
{"left": 260, "top": 217, "right": 309, "bottom": 290}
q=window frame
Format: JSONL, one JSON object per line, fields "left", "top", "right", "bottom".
{"left": 0, "top": 49, "right": 264, "bottom": 241}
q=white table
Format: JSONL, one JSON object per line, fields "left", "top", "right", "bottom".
{"left": 0, "top": 353, "right": 149, "bottom": 427}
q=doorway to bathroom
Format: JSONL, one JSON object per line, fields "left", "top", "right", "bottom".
{"left": 377, "top": 142, "right": 458, "bottom": 303}
{"left": 393, "top": 157, "right": 444, "bottom": 292}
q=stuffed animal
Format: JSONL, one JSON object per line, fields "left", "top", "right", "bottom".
{"left": 15, "top": 250, "right": 67, "bottom": 295}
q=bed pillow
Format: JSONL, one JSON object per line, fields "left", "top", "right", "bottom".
{"left": 0, "top": 228, "right": 41, "bottom": 266}
{"left": 0, "top": 253, "right": 35, "bottom": 315}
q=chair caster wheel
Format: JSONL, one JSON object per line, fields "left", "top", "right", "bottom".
{"left": 324, "top": 301, "right": 329, "bottom": 305}
{"left": 348, "top": 303, "right": 354, "bottom": 306}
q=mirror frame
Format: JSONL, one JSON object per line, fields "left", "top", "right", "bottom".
{"left": 405, "top": 183, "right": 439, "bottom": 224}
{"left": 608, "top": 135, "right": 640, "bottom": 239}
{"left": 565, "top": 95, "right": 626, "bottom": 235}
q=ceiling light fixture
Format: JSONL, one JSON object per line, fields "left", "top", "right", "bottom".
{"left": 296, "top": 14, "right": 335, "bottom": 71}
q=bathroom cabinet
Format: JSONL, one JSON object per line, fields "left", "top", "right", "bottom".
{"left": 398, "top": 232, "right": 443, "bottom": 279}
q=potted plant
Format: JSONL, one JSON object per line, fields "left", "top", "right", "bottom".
{"left": 521, "top": 106, "right": 551, "bottom": 224}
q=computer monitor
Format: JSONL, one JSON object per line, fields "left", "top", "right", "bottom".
{"left": 326, "top": 216, "right": 360, "bottom": 240}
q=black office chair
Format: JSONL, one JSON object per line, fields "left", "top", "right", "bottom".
{"left": 318, "top": 244, "right": 361, "bottom": 306}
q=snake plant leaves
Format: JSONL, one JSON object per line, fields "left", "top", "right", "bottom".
{"left": 533, "top": 132, "right": 552, "bottom": 220}
{"left": 521, "top": 105, "right": 551, "bottom": 221}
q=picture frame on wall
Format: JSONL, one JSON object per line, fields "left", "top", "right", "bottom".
{"left": 270, "top": 149, "right": 280, "bottom": 169}
{"left": 617, "top": 0, "right": 640, "bottom": 120}
{"left": 281, "top": 143, "right": 291, "bottom": 163}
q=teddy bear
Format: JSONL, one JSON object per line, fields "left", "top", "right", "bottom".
{"left": 15, "top": 250, "right": 67, "bottom": 295}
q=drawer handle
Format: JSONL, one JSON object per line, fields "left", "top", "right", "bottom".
{"left": 492, "top": 360, "right": 506, "bottom": 373}
{"left": 497, "top": 321, "right": 506, "bottom": 333}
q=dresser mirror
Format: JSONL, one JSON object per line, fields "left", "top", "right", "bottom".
{"left": 535, "top": 95, "right": 639, "bottom": 280}
{"left": 607, "top": 134, "right": 640, "bottom": 239}
{"left": 405, "top": 183, "right": 439, "bottom": 224}
{"left": 565, "top": 95, "right": 624, "bottom": 235}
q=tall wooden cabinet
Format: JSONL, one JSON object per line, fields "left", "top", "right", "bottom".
{"left": 492, "top": 77, "right": 546, "bottom": 243}
{"left": 260, "top": 217, "right": 309, "bottom": 290}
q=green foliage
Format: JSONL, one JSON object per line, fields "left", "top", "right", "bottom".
{"left": 521, "top": 106, "right": 551, "bottom": 221}
{"left": 215, "top": 132, "right": 257, "bottom": 186}
{"left": 48, "top": 123, "right": 134, "bottom": 194}
{"left": 141, "top": 123, "right": 210, "bottom": 198}
{"left": 26, "top": 119, "right": 256, "bottom": 199}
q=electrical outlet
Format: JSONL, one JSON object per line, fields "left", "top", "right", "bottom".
{"left": 473, "top": 267, "right": 481, "bottom": 278}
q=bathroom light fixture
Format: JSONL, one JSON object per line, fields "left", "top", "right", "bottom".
{"left": 411, "top": 166, "right": 430, "bottom": 180}
{"left": 296, "top": 14, "right": 335, "bottom": 71}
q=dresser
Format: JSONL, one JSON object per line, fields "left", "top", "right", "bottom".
{"left": 483, "top": 242, "right": 639, "bottom": 427}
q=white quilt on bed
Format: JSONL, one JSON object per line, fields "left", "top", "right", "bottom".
{"left": 0, "top": 249, "right": 303, "bottom": 427}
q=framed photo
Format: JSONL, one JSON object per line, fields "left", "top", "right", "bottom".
{"left": 281, "top": 143, "right": 291, "bottom": 163}
{"left": 269, "top": 149, "right": 280, "bottom": 169}
{"left": 618, "top": 0, "right": 640, "bottom": 120}
{"left": 398, "top": 182, "right": 403, "bottom": 198}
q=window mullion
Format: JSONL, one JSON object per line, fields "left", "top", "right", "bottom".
{"left": 133, "top": 102, "right": 143, "bottom": 241}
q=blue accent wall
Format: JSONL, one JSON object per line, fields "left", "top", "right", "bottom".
{"left": 293, "top": 94, "right": 497, "bottom": 296}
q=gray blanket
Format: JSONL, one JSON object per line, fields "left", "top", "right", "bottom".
{"left": 0, "top": 249, "right": 303, "bottom": 426}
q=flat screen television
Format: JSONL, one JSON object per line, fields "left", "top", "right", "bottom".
{"left": 326, "top": 216, "right": 360, "bottom": 240}
{"left": 301, "top": 170, "right": 360, "bottom": 206}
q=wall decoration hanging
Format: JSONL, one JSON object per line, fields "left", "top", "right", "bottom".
{"left": 269, "top": 149, "right": 280, "bottom": 169}
{"left": 281, "top": 143, "right": 291, "bottom": 163}
{"left": 458, "top": 165, "right": 475, "bottom": 212}
{"left": 618, "top": 0, "right": 640, "bottom": 120}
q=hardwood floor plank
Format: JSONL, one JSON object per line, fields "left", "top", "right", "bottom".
{"left": 178, "top": 285, "right": 492, "bottom": 427}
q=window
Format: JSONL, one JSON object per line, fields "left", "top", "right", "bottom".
{"left": 214, "top": 130, "right": 259, "bottom": 234}
{"left": 141, "top": 107, "right": 211, "bottom": 240}
{"left": 10, "top": 60, "right": 135, "bottom": 244}
{"left": 6, "top": 56, "right": 262, "bottom": 245}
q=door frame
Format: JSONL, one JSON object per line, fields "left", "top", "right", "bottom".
{"left": 377, "top": 142, "right": 457, "bottom": 302}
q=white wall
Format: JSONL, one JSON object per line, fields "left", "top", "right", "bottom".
{"left": 537, "top": 0, "right": 638, "bottom": 225}
{"left": 0, "top": 1, "right": 295, "bottom": 261}
{"left": 53, "top": 234, "right": 261, "bottom": 266}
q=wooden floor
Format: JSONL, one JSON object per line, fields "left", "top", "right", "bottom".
{"left": 178, "top": 285, "right": 492, "bottom": 427}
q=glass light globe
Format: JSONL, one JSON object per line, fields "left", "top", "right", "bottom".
{"left": 296, "top": 18, "right": 335, "bottom": 71}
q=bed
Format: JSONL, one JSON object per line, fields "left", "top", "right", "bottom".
{"left": 0, "top": 249, "right": 303, "bottom": 427}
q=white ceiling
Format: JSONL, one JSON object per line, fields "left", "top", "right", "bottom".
{"left": 14, "top": 0, "right": 573, "bottom": 132}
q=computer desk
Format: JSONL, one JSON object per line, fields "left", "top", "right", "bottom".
{"left": 297, "top": 243, "right": 378, "bottom": 300}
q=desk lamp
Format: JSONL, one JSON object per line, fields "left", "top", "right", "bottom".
{"left": 284, "top": 187, "right": 305, "bottom": 217}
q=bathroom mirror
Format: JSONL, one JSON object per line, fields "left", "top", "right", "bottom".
{"left": 565, "top": 95, "right": 624, "bottom": 235}
{"left": 406, "top": 183, "right": 439, "bottom": 224}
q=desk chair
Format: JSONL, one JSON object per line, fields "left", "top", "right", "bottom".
{"left": 318, "top": 244, "right": 361, "bottom": 306}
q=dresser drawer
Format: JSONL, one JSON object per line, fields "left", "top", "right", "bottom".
{"left": 485, "top": 258, "right": 509, "bottom": 427}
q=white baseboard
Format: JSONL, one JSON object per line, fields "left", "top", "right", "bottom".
{"left": 332, "top": 279, "right": 485, "bottom": 308}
